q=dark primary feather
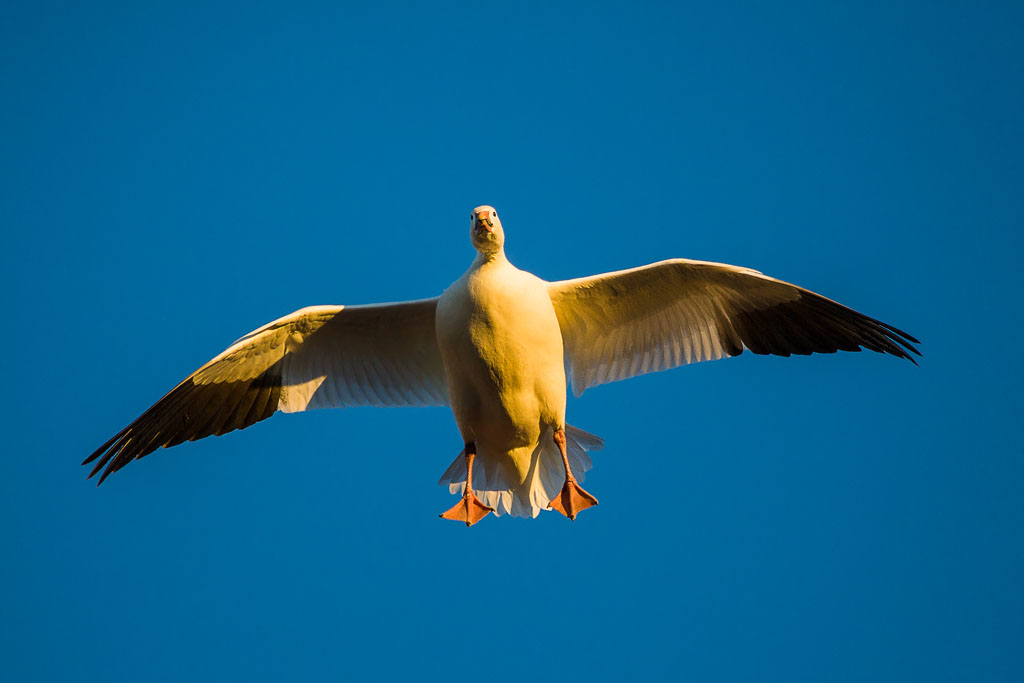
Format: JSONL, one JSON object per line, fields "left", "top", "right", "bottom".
{"left": 729, "top": 289, "right": 920, "bottom": 363}
{"left": 82, "top": 370, "right": 283, "bottom": 485}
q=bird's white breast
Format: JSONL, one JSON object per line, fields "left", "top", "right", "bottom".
{"left": 435, "top": 258, "right": 566, "bottom": 452}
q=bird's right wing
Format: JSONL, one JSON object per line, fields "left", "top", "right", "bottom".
{"left": 85, "top": 299, "right": 447, "bottom": 483}
{"left": 547, "top": 259, "right": 920, "bottom": 396}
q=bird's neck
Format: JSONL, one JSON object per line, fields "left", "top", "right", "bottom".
{"left": 472, "top": 248, "right": 508, "bottom": 268}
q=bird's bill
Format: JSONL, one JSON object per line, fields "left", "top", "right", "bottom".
{"left": 473, "top": 211, "right": 494, "bottom": 234}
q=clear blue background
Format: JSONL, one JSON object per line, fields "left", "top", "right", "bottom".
{"left": 2, "top": 2, "right": 1021, "bottom": 681}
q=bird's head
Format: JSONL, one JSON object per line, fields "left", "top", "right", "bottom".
{"left": 470, "top": 205, "right": 505, "bottom": 255}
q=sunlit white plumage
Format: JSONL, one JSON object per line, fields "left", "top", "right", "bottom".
{"left": 85, "top": 205, "right": 919, "bottom": 521}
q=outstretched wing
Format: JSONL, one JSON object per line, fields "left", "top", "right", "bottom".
{"left": 85, "top": 299, "right": 447, "bottom": 483}
{"left": 547, "top": 259, "right": 920, "bottom": 396}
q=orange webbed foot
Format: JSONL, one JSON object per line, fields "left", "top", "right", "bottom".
{"left": 548, "top": 479, "right": 599, "bottom": 521}
{"left": 440, "top": 491, "right": 494, "bottom": 527}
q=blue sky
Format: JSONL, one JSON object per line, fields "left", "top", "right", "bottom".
{"left": 2, "top": 2, "right": 1021, "bottom": 681}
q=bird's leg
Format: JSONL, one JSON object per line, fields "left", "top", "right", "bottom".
{"left": 547, "top": 428, "right": 599, "bottom": 520}
{"left": 439, "top": 442, "right": 494, "bottom": 526}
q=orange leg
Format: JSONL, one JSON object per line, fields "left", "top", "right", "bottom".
{"left": 439, "top": 442, "right": 494, "bottom": 527}
{"left": 547, "top": 428, "right": 599, "bottom": 520}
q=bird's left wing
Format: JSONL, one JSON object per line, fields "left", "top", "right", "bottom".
{"left": 84, "top": 299, "right": 447, "bottom": 483}
{"left": 547, "top": 259, "right": 920, "bottom": 396}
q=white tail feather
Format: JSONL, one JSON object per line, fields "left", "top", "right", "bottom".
{"left": 437, "top": 425, "right": 604, "bottom": 518}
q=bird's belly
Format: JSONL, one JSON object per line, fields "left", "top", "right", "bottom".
{"left": 436, "top": 287, "right": 566, "bottom": 451}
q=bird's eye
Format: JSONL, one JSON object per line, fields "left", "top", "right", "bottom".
{"left": 491, "top": 211, "right": 496, "bottom": 217}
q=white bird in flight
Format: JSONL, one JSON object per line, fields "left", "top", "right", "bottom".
{"left": 85, "top": 206, "right": 920, "bottom": 525}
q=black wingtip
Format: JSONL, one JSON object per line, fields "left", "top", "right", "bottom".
{"left": 85, "top": 449, "right": 112, "bottom": 483}
{"left": 898, "top": 336, "right": 922, "bottom": 364}
{"left": 82, "top": 442, "right": 109, "bottom": 467}
{"left": 88, "top": 459, "right": 105, "bottom": 480}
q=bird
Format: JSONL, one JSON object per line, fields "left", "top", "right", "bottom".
{"left": 84, "top": 205, "right": 920, "bottom": 525}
